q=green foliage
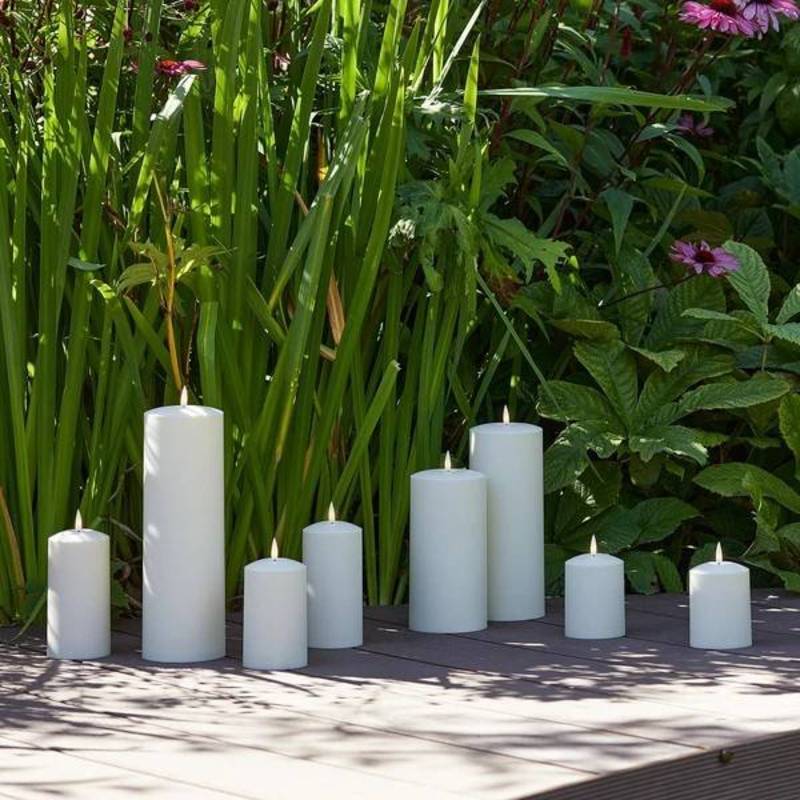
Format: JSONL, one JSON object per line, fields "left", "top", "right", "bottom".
{"left": 3, "top": 2, "right": 800, "bottom": 622}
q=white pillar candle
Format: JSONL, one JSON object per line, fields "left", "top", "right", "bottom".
{"left": 564, "top": 535, "right": 625, "bottom": 639}
{"left": 410, "top": 452, "right": 487, "bottom": 633}
{"left": 303, "top": 504, "right": 363, "bottom": 649}
{"left": 143, "top": 387, "right": 226, "bottom": 662}
{"left": 47, "top": 511, "right": 110, "bottom": 660}
{"left": 469, "top": 407, "right": 544, "bottom": 621}
{"left": 690, "top": 543, "right": 751, "bottom": 649}
{"left": 243, "top": 540, "right": 307, "bottom": 670}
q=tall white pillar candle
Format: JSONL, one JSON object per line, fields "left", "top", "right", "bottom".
{"left": 303, "top": 505, "right": 362, "bottom": 649}
{"left": 47, "top": 511, "right": 110, "bottom": 660}
{"left": 143, "top": 387, "right": 226, "bottom": 662}
{"left": 410, "top": 453, "right": 487, "bottom": 633}
{"left": 469, "top": 408, "right": 544, "bottom": 621}
{"left": 564, "top": 536, "right": 625, "bottom": 639}
{"left": 690, "top": 543, "right": 751, "bottom": 649}
{"left": 243, "top": 540, "right": 307, "bottom": 670}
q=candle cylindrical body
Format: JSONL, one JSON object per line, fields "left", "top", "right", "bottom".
{"left": 409, "top": 468, "right": 487, "bottom": 633}
{"left": 47, "top": 528, "right": 110, "bottom": 660}
{"left": 143, "top": 404, "right": 225, "bottom": 662}
{"left": 469, "top": 422, "right": 544, "bottom": 621}
{"left": 303, "top": 521, "right": 363, "bottom": 648}
{"left": 243, "top": 558, "right": 307, "bottom": 670}
{"left": 564, "top": 553, "right": 625, "bottom": 639}
{"left": 690, "top": 561, "right": 751, "bottom": 649}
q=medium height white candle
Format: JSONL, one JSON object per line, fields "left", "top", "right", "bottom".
{"left": 564, "top": 536, "right": 625, "bottom": 639}
{"left": 143, "top": 387, "right": 226, "bottom": 662}
{"left": 243, "top": 539, "right": 307, "bottom": 670}
{"left": 303, "top": 504, "right": 363, "bottom": 649}
{"left": 47, "top": 511, "right": 111, "bottom": 660}
{"left": 690, "top": 543, "right": 751, "bottom": 649}
{"left": 410, "top": 453, "right": 487, "bottom": 633}
{"left": 469, "top": 407, "right": 544, "bottom": 621}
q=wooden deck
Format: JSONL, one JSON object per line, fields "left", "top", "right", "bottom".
{"left": 3, "top": 590, "right": 800, "bottom": 799}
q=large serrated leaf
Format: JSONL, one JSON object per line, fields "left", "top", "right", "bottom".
{"left": 723, "top": 241, "right": 770, "bottom": 327}
{"left": 574, "top": 340, "right": 638, "bottom": 428}
{"left": 537, "top": 380, "right": 620, "bottom": 425}
{"left": 677, "top": 376, "right": 789, "bottom": 417}
{"left": 694, "top": 463, "right": 800, "bottom": 514}
{"left": 779, "top": 394, "right": 800, "bottom": 480}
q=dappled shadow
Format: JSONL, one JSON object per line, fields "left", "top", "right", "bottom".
{"left": 2, "top": 591, "right": 800, "bottom": 799}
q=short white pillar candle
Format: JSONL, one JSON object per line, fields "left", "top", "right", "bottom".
{"left": 142, "top": 386, "right": 226, "bottom": 663}
{"left": 469, "top": 407, "right": 544, "bottom": 621}
{"left": 303, "top": 504, "right": 363, "bottom": 649}
{"left": 690, "top": 543, "right": 751, "bottom": 649}
{"left": 410, "top": 452, "right": 487, "bottom": 633}
{"left": 47, "top": 511, "right": 110, "bottom": 660}
{"left": 243, "top": 540, "right": 308, "bottom": 670}
{"left": 564, "top": 535, "right": 625, "bottom": 640}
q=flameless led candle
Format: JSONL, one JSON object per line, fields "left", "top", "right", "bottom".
{"left": 47, "top": 511, "right": 110, "bottom": 660}
{"left": 564, "top": 535, "right": 625, "bottom": 640}
{"left": 243, "top": 539, "right": 308, "bottom": 670}
{"left": 303, "top": 504, "right": 363, "bottom": 649}
{"left": 690, "top": 543, "right": 752, "bottom": 650}
{"left": 469, "top": 407, "right": 544, "bottom": 621}
{"left": 409, "top": 452, "right": 488, "bottom": 633}
{"left": 142, "top": 386, "right": 226, "bottom": 662}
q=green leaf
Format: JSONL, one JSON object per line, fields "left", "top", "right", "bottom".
{"left": 682, "top": 308, "right": 738, "bottom": 322}
{"left": 628, "top": 346, "right": 684, "bottom": 372}
{"left": 723, "top": 241, "right": 771, "bottom": 327}
{"left": 623, "top": 552, "right": 659, "bottom": 594}
{"left": 480, "top": 85, "right": 733, "bottom": 112}
{"left": 677, "top": 376, "right": 789, "bottom": 417}
{"left": 574, "top": 339, "right": 638, "bottom": 428}
{"left": 537, "top": 380, "right": 620, "bottom": 425}
{"left": 694, "top": 463, "right": 800, "bottom": 514}
{"left": 506, "top": 129, "right": 570, "bottom": 168}
{"left": 765, "top": 322, "right": 800, "bottom": 347}
{"left": 630, "top": 498, "right": 698, "bottom": 544}
{"left": 629, "top": 424, "right": 709, "bottom": 464}
{"left": 550, "top": 318, "right": 620, "bottom": 340}
{"left": 779, "top": 394, "right": 800, "bottom": 480}
{"left": 68, "top": 257, "right": 104, "bottom": 272}
{"left": 602, "top": 188, "right": 634, "bottom": 255}
{"left": 651, "top": 552, "right": 683, "bottom": 592}
{"left": 777, "top": 284, "right": 800, "bottom": 324}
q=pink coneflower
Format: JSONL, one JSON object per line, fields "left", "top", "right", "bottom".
{"left": 669, "top": 240, "right": 740, "bottom": 277}
{"left": 155, "top": 58, "right": 206, "bottom": 77}
{"left": 679, "top": 0, "right": 756, "bottom": 35}
{"left": 676, "top": 113, "right": 715, "bottom": 138}
{"left": 737, "top": 0, "right": 800, "bottom": 33}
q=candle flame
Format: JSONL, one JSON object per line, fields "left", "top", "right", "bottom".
{"left": 180, "top": 385, "right": 189, "bottom": 406}
{"left": 74, "top": 509, "right": 83, "bottom": 530}
{"left": 502, "top": 405, "right": 510, "bottom": 424}
{"left": 590, "top": 534, "right": 597, "bottom": 556}
{"left": 444, "top": 451, "right": 452, "bottom": 470}
{"left": 271, "top": 538, "right": 279, "bottom": 560}
{"left": 328, "top": 502, "right": 336, "bottom": 523}
{"left": 715, "top": 541, "right": 723, "bottom": 564}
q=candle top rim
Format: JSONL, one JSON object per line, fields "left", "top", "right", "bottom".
{"left": 411, "top": 467, "right": 486, "bottom": 481}
{"left": 303, "top": 519, "right": 362, "bottom": 534}
{"left": 145, "top": 404, "right": 223, "bottom": 419}
{"left": 566, "top": 551, "right": 623, "bottom": 565}
{"left": 247, "top": 556, "right": 305, "bottom": 572}
{"left": 691, "top": 559, "right": 749, "bottom": 574}
{"left": 50, "top": 528, "right": 107, "bottom": 542}
{"left": 471, "top": 421, "right": 543, "bottom": 435}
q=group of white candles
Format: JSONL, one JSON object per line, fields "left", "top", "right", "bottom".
{"left": 46, "top": 395, "right": 753, "bottom": 665}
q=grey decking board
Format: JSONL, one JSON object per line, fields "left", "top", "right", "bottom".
{"left": 3, "top": 592, "right": 800, "bottom": 799}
